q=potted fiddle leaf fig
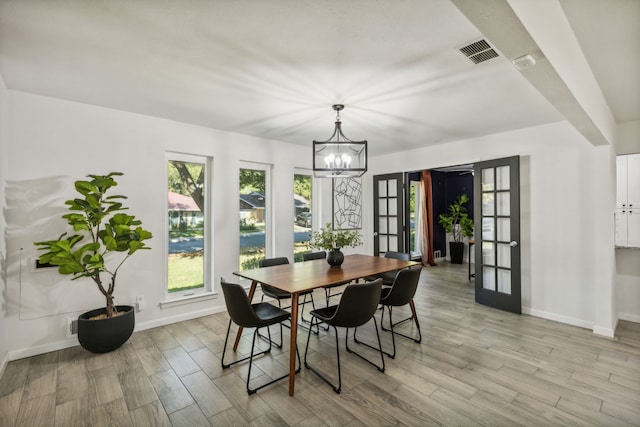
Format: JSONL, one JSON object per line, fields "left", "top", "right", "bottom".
{"left": 438, "top": 194, "right": 474, "bottom": 264}
{"left": 310, "top": 223, "right": 362, "bottom": 267}
{"left": 35, "top": 172, "right": 152, "bottom": 353}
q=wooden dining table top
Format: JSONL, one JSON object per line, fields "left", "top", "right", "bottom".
{"left": 233, "top": 253, "right": 419, "bottom": 293}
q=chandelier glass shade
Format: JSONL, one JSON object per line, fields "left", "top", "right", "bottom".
{"left": 313, "top": 104, "right": 367, "bottom": 178}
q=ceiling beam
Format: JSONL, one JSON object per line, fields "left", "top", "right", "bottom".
{"left": 452, "top": 0, "right": 615, "bottom": 146}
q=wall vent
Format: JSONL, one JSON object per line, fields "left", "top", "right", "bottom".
{"left": 67, "top": 318, "right": 78, "bottom": 338}
{"left": 459, "top": 39, "right": 499, "bottom": 64}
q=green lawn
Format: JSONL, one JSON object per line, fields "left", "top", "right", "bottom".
{"left": 168, "top": 253, "right": 204, "bottom": 293}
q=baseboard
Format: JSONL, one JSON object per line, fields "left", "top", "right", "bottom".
{"left": 522, "top": 306, "right": 594, "bottom": 330}
{"left": 0, "top": 351, "right": 9, "bottom": 380}
{"left": 7, "top": 306, "right": 227, "bottom": 362}
{"left": 8, "top": 337, "right": 79, "bottom": 361}
{"left": 134, "top": 306, "right": 226, "bottom": 332}
{"left": 619, "top": 312, "right": 640, "bottom": 324}
{"left": 592, "top": 325, "right": 616, "bottom": 338}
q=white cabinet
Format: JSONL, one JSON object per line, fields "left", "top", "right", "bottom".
{"left": 616, "top": 153, "right": 640, "bottom": 247}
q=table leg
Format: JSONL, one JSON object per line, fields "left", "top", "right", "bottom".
{"left": 409, "top": 300, "right": 420, "bottom": 329}
{"left": 233, "top": 280, "right": 258, "bottom": 351}
{"left": 288, "top": 292, "right": 299, "bottom": 396}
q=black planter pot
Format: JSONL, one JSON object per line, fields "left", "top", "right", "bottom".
{"left": 327, "top": 249, "right": 344, "bottom": 268}
{"left": 449, "top": 242, "right": 465, "bottom": 264}
{"left": 77, "top": 305, "right": 135, "bottom": 353}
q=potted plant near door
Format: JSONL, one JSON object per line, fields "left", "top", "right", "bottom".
{"left": 35, "top": 172, "right": 152, "bottom": 353}
{"left": 310, "top": 223, "right": 362, "bottom": 267}
{"left": 438, "top": 194, "right": 474, "bottom": 264}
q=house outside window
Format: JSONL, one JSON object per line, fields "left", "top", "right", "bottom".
{"left": 167, "top": 153, "right": 211, "bottom": 296}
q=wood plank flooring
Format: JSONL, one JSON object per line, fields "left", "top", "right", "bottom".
{"left": 1, "top": 262, "right": 639, "bottom": 426}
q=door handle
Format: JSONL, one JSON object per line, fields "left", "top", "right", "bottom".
{"left": 373, "top": 232, "right": 378, "bottom": 237}
{"left": 510, "top": 241, "right": 518, "bottom": 248}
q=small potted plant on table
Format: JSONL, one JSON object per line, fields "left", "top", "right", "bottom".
{"left": 35, "top": 172, "right": 152, "bottom": 353}
{"left": 310, "top": 223, "right": 362, "bottom": 267}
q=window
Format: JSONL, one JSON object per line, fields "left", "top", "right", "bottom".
{"left": 294, "top": 171, "right": 313, "bottom": 262}
{"left": 167, "top": 153, "right": 210, "bottom": 296}
{"left": 239, "top": 163, "right": 270, "bottom": 270}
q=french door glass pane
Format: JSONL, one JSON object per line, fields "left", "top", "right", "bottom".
{"left": 379, "top": 199, "right": 387, "bottom": 215}
{"left": 498, "top": 269, "right": 512, "bottom": 294}
{"left": 497, "top": 243, "right": 511, "bottom": 268}
{"left": 380, "top": 238, "right": 388, "bottom": 252}
{"left": 496, "top": 166, "right": 510, "bottom": 190}
{"left": 482, "top": 242, "right": 495, "bottom": 265}
{"left": 378, "top": 180, "right": 387, "bottom": 197}
{"left": 389, "top": 217, "right": 398, "bottom": 234}
{"left": 388, "top": 235, "right": 398, "bottom": 252}
{"left": 482, "top": 168, "right": 494, "bottom": 191}
{"left": 497, "top": 192, "right": 510, "bottom": 216}
{"left": 483, "top": 267, "right": 495, "bottom": 290}
{"left": 482, "top": 218, "right": 495, "bottom": 241}
{"left": 497, "top": 218, "right": 510, "bottom": 241}
{"left": 379, "top": 218, "right": 388, "bottom": 234}
{"left": 388, "top": 179, "right": 397, "bottom": 196}
{"left": 482, "top": 193, "right": 495, "bottom": 216}
{"left": 389, "top": 198, "right": 398, "bottom": 215}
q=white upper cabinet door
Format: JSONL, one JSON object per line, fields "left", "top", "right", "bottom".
{"left": 617, "top": 155, "right": 628, "bottom": 209}
{"left": 627, "top": 154, "right": 640, "bottom": 209}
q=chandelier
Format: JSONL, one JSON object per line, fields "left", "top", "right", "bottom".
{"left": 313, "top": 104, "right": 367, "bottom": 178}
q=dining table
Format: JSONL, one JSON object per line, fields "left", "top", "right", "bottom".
{"left": 232, "top": 253, "right": 419, "bottom": 396}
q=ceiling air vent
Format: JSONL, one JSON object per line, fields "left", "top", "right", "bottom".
{"left": 459, "top": 39, "right": 499, "bottom": 64}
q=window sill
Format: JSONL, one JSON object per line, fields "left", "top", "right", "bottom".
{"left": 160, "top": 291, "right": 218, "bottom": 309}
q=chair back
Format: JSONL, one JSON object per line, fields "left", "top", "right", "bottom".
{"left": 220, "top": 278, "right": 260, "bottom": 328}
{"left": 382, "top": 266, "right": 422, "bottom": 307}
{"left": 384, "top": 251, "right": 410, "bottom": 261}
{"left": 259, "top": 257, "right": 289, "bottom": 268}
{"left": 329, "top": 279, "right": 382, "bottom": 328}
{"left": 258, "top": 257, "right": 290, "bottom": 297}
{"left": 303, "top": 251, "right": 326, "bottom": 261}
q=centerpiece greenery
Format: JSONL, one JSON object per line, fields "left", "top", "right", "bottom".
{"left": 310, "top": 223, "right": 362, "bottom": 267}
{"left": 34, "top": 172, "right": 152, "bottom": 352}
{"left": 310, "top": 223, "right": 362, "bottom": 251}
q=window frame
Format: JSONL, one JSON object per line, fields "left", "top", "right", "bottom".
{"left": 239, "top": 161, "right": 273, "bottom": 270}
{"left": 293, "top": 168, "right": 313, "bottom": 262}
{"left": 165, "top": 152, "right": 213, "bottom": 299}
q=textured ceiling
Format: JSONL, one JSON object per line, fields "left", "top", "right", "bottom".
{"left": 0, "top": 0, "right": 634, "bottom": 156}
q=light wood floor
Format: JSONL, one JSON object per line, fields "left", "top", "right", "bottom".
{"left": 1, "top": 262, "right": 639, "bottom": 426}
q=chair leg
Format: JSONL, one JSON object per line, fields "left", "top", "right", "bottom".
{"left": 245, "top": 327, "right": 302, "bottom": 395}
{"left": 304, "top": 318, "right": 342, "bottom": 394}
{"left": 348, "top": 318, "right": 385, "bottom": 372}
{"left": 221, "top": 320, "right": 272, "bottom": 369}
{"left": 382, "top": 300, "right": 422, "bottom": 343}
{"left": 378, "top": 303, "right": 422, "bottom": 359}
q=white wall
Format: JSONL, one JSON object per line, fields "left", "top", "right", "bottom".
{"left": 0, "top": 74, "right": 9, "bottom": 373}
{"left": 367, "top": 121, "right": 617, "bottom": 333}
{"left": 615, "top": 119, "right": 640, "bottom": 323}
{"left": 4, "top": 90, "right": 317, "bottom": 359}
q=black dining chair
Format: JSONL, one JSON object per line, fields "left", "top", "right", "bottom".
{"left": 365, "top": 251, "right": 411, "bottom": 286}
{"left": 304, "top": 279, "right": 385, "bottom": 394}
{"left": 258, "top": 257, "right": 317, "bottom": 347}
{"left": 302, "top": 251, "right": 348, "bottom": 306}
{"left": 358, "top": 265, "right": 422, "bottom": 359}
{"left": 220, "top": 278, "right": 301, "bottom": 395}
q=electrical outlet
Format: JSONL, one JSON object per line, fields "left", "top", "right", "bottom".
{"left": 136, "top": 295, "right": 144, "bottom": 312}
